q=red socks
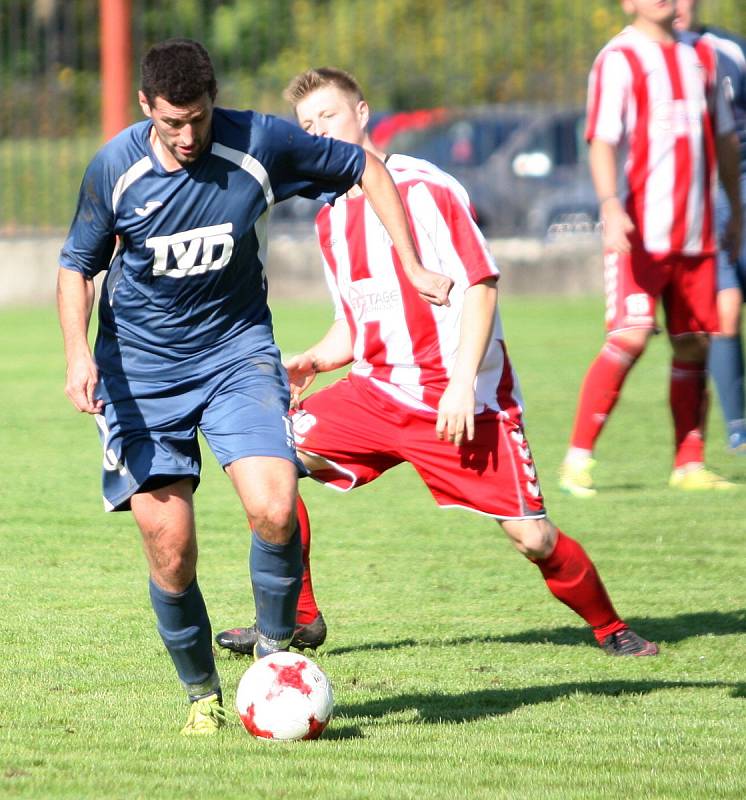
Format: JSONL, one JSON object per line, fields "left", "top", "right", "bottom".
{"left": 295, "top": 494, "right": 321, "bottom": 626}
{"left": 296, "top": 496, "right": 630, "bottom": 645}
{"left": 534, "top": 531, "right": 626, "bottom": 644}
{"left": 571, "top": 344, "right": 708, "bottom": 466}
{"left": 570, "top": 339, "right": 642, "bottom": 451}
{"left": 670, "top": 359, "right": 707, "bottom": 468}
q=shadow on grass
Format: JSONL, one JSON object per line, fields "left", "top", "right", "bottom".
{"left": 566, "top": 480, "right": 647, "bottom": 492}
{"left": 335, "top": 679, "right": 746, "bottom": 724}
{"left": 321, "top": 724, "right": 364, "bottom": 740}
{"left": 326, "top": 609, "right": 746, "bottom": 655}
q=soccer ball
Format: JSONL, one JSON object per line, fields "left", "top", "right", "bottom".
{"left": 235, "top": 651, "right": 333, "bottom": 741}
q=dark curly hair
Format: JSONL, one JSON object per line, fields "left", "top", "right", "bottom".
{"left": 140, "top": 38, "right": 217, "bottom": 107}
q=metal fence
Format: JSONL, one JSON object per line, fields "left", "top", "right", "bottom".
{"left": 1, "top": 0, "right": 744, "bottom": 232}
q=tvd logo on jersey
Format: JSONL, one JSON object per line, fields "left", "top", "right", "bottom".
{"left": 146, "top": 222, "right": 235, "bottom": 278}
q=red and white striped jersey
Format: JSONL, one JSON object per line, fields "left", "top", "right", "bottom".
{"left": 314, "top": 154, "right": 523, "bottom": 415}
{"left": 586, "top": 26, "right": 734, "bottom": 255}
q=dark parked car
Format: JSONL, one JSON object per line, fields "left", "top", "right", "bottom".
{"left": 386, "top": 105, "right": 600, "bottom": 239}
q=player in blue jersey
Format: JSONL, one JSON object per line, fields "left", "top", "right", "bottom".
{"left": 676, "top": 1, "right": 746, "bottom": 453}
{"left": 57, "top": 38, "right": 451, "bottom": 736}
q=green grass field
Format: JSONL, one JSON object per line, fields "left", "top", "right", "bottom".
{"left": 0, "top": 297, "right": 744, "bottom": 800}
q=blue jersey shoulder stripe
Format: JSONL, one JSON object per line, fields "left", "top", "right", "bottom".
{"left": 112, "top": 155, "right": 154, "bottom": 214}
{"left": 211, "top": 142, "right": 274, "bottom": 206}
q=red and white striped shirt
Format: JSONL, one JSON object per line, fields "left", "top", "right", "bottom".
{"left": 314, "top": 154, "right": 522, "bottom": 415}
{"left": 586, "top": 26, "right": 734, "bottom": 255}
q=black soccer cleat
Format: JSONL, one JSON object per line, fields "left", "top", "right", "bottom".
{"left": 289, "top": 613, "right": 328, "bottom": 650}
{"left": 215, "top": 612, "right": 327, "bottom": 655}
{"left": 601, "top": 627, "right": 659, "bottom": 656}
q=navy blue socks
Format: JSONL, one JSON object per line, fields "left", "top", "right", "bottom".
{"left": 148, "top": 577, "right": 219, "bottom": 700}
{"left": 709, "top": 334, "right": 745, "bottom": 437}
{"left": 250, "top": 527, "right": 302, "bottom": 645}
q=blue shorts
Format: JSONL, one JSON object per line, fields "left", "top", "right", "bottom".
{"left": 715, "top": 175, "right": 746, "bottom": 294}
{"left": 94, "top": 346, "right": 297, "bottom": 511}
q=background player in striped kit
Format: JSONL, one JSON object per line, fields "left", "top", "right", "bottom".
{"left": 559, "top": 0, "right": 742, "bottom": 498}
{"left": 675, "top": 0, "right": 746, "bottom": 454}
{"left": 216, "top": 67, "right": 659, "bottom": 659}
{"left": 57, "top": 40, "right": 451, "bottom": 736}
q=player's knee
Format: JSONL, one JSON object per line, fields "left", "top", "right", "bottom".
{"left": 249, "top": 499, "right": 297, "bottom": 545}
{"left": 138, "top": 521, "right": 198, "bottom": 591}
{"left": 717, "top": 288, "right": 743, "bottom": 336}
{"left": 715, "top": 313, "right": 741, "bottom": 338}
{"left": 671, "top": 332, "right": 709, "bottom": 362}
{"left": 607, "top": 330, "right": 648, "bottom": 360}
{"left": 716, "top": 323, "right": 740, "bottom": 338}
{"left": 149, "top": 548, "right": 197, "bottom": 591}
{"left": 500, "top": 518, "right": 556, "bottom": 559}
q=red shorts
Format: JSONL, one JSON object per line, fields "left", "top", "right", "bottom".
{"left": 292, "top": 374, "right": 545, "bottom": 520}
{"left": 603, "top": 247, "right": 718, "bottom": 336}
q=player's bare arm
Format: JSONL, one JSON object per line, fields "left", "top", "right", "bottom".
{"left": 436, "top": 278, "right": 497, "bottom": 447}
{"left": 283, "top": 318, "right": 354, "bottom": 407}
{"left": 716, "top": 131, "right": 743, "bottom": 262}
{"left": 358, "top": 151, "right": 453, "bottom": 307}
{"left": 589, "top": 138, "right": 635, "bottom": 254}
{"left": 57, "top": 267, "right": 103, "bottom": 415}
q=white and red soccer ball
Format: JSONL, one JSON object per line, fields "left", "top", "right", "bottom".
{"left": 235, "top": 651, "right": 333, "bottom": 741}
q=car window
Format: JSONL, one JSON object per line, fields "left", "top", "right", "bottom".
{"left": 554, "top": 118, "right": 579, "bottom": 166}
{"left": 387, "top": 115, "right": 524, "bottom": 167}
{"left": 516, "top": 113, "right": 586, "bottom": 172}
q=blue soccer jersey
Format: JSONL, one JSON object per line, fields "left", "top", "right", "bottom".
{"left": 696, "top": 26, "right": 746, "bottom": 169}
{"left": 60, "top": 109, "right": 366, "bottom": 382}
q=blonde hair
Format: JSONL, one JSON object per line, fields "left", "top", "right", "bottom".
{"left": 283, "top": 67, "right": 364, "bottom": 109}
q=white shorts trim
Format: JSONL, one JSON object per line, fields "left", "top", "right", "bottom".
{"left": 299, "top": 449, "right": 360, "bottom": 492}
{"left": 432, "top": 502, "right": 547, "bottom": 521}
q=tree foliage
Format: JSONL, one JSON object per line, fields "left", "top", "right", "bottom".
{"left": 1, "top": 0, "right": 745, "bottom": 131}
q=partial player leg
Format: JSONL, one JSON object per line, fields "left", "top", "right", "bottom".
{"left": 215, "top": 493, "right": 327, "bottom": 654}
{"left": 130, "top": 478, "right": 224, "bottom": 734}
{"left": 227, "top": 456, "right": 303, "bottom": 658}
{"left": 499, "top": 517, "right": 658, "bottom": 656}
{"left": 666, "top": 254, "right": 736, "bottom": 487}
{"left": 216, "top": 378, "right": 404, "bottom": 656}
{"left": 560, "top": 330, "right": 648, "bottom": 497}
{"left": 668, "top": 333, "right": 735, "bottom": 490}
{"left": 709, "top": 178, "right": 746, "bottom": 453}
{"left": 670, "top": 332, "right": 708, "bottom": 467}
{"left": 709, "top": 287, "right": 746, "bottom": 451}
{"left": 295, "top": 493, "right": 323, "bottom": 626}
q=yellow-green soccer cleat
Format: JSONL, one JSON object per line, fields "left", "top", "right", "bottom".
{"left": 559, "top": 458, "right": 597, "bottom": 498}
{"left": 180, "top": 693, "right": 227, "bottom": 736}
{"left": 668, "top": 465, "right": 736, "bottom": 491}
